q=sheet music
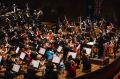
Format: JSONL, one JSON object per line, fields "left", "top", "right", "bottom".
{"left": 87, "top": 42, "right": 95, "bottom": 46}
{"left": 36, "top": 44, "right": 38, "bottom": 49}
{"left": 15, "top": 47, "right": 20, "bottom": 54}
{"left": 31, "top": 60, "right": 40, "bottom": 68}
{"left": 68, "top": 52, "right": 77, "bottom": 59}
{"left": 20, "top": 52, "right": 26, "bottom": 59}
{"left": 0, "top": 55, "right": 2, "bottom": 62}
{"left": 12, "top": 64, "right": 20, "bottom": 72}
{"left": 83, "top": 48, "right": 92, "bottom": 55}
{"left": 38, "top": 48, "right": 46, "bottom": 55}
{"left": 52, "top": 54, "right": 61, "bottom": 64}
{"left": 57, "top": 46, "right": 63, "bottom": 52}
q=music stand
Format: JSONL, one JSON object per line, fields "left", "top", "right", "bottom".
{"left": 57, "top": 46, "right": 63, "bottom": 52}
{"left": 20, "top": 52, "right": 26, "bottom": 60}
{"left": 31, "top": 60, "right": 40, "bottom": 69}
{"left": 38, "top": 47, "right": 46, "bottom": 55}
{"left": 52, "top": 54, "right": 61, "bottom": 64}
{"left": 15, "top": 47, "right": 20, "bottom": 54}
{"left": 12, "top": 64, "right": 21, "bottom": 73}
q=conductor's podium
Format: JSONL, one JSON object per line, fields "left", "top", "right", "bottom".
{"left": 90, "top": 57, "right": 109, "bottom": 65}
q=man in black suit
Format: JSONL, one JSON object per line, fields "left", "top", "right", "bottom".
{"left": 96, "top": 33, "right": 105, "bottom": 59}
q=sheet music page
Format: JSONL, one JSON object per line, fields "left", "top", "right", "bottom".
{"left": 52, "top": 54, "right": 61, "bottom": 63}
{"left": 15, "top": 47, "right": 20, "bottom": 53}
{"left": 12, "top": 64, "right": 20, "bottom": 72}
{"left": 20, "top": 52, "right": 26, "bottom": 59}
{"left": 87, "top": 42, "right": 95, "bottom": 46}
{"left": 57, "top": 46, "right": 62, "bottom": 52}
{"left": 83, "top": 48, "right": 92, "bottom": 55}
{"left": 68, "top": 52, "right": 77, "bottom": 59}
{"left": 31, "top": 60, "right": 40, "bottom": 68}
{"left": 38, "top": 48, "right": 46, "bottom": 55}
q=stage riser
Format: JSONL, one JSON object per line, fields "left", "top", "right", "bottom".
{"left": 90, "top": 57, "right": 109, "bottom": 65}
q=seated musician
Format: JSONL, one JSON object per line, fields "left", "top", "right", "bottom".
{"left": 73, "top": 57, "right": 81, "bottom": 69}
{"left": 66, "top": 60, "right": 77, "bottom": 78}
{"left": 51, "top": 64, "right": 59, "bottom": 79}
{"left": 5, "top": 55, "right": 13, "bottom": 68}
{"left": 62, "top": 40, "right": 71, "bottom": 61}
{"left": 82, "top": 50, "right": 91, "bottom": 72}
{"left": 47, "top": 30, "right": 54, "bottom": 42}
{"left": 44, "top": 61, "right": 54, "bottom": 79}
{"left": 58, "top": 59, "right": 65, "bottom": 74}
{"left": 45, "top": 49, "right": 54, "bottom": 60}
{"left": 4, "top": 69, "right": 14, "bottom": 79}
{"left": 24, "top": 65, "right": 37, "bottom": 79}
{"left": 69, "top": 39, "right": 76, "bottom": 52}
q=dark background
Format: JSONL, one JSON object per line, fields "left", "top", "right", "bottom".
{"left": 1, "top": 0, "right": 120, "bottom": 24}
